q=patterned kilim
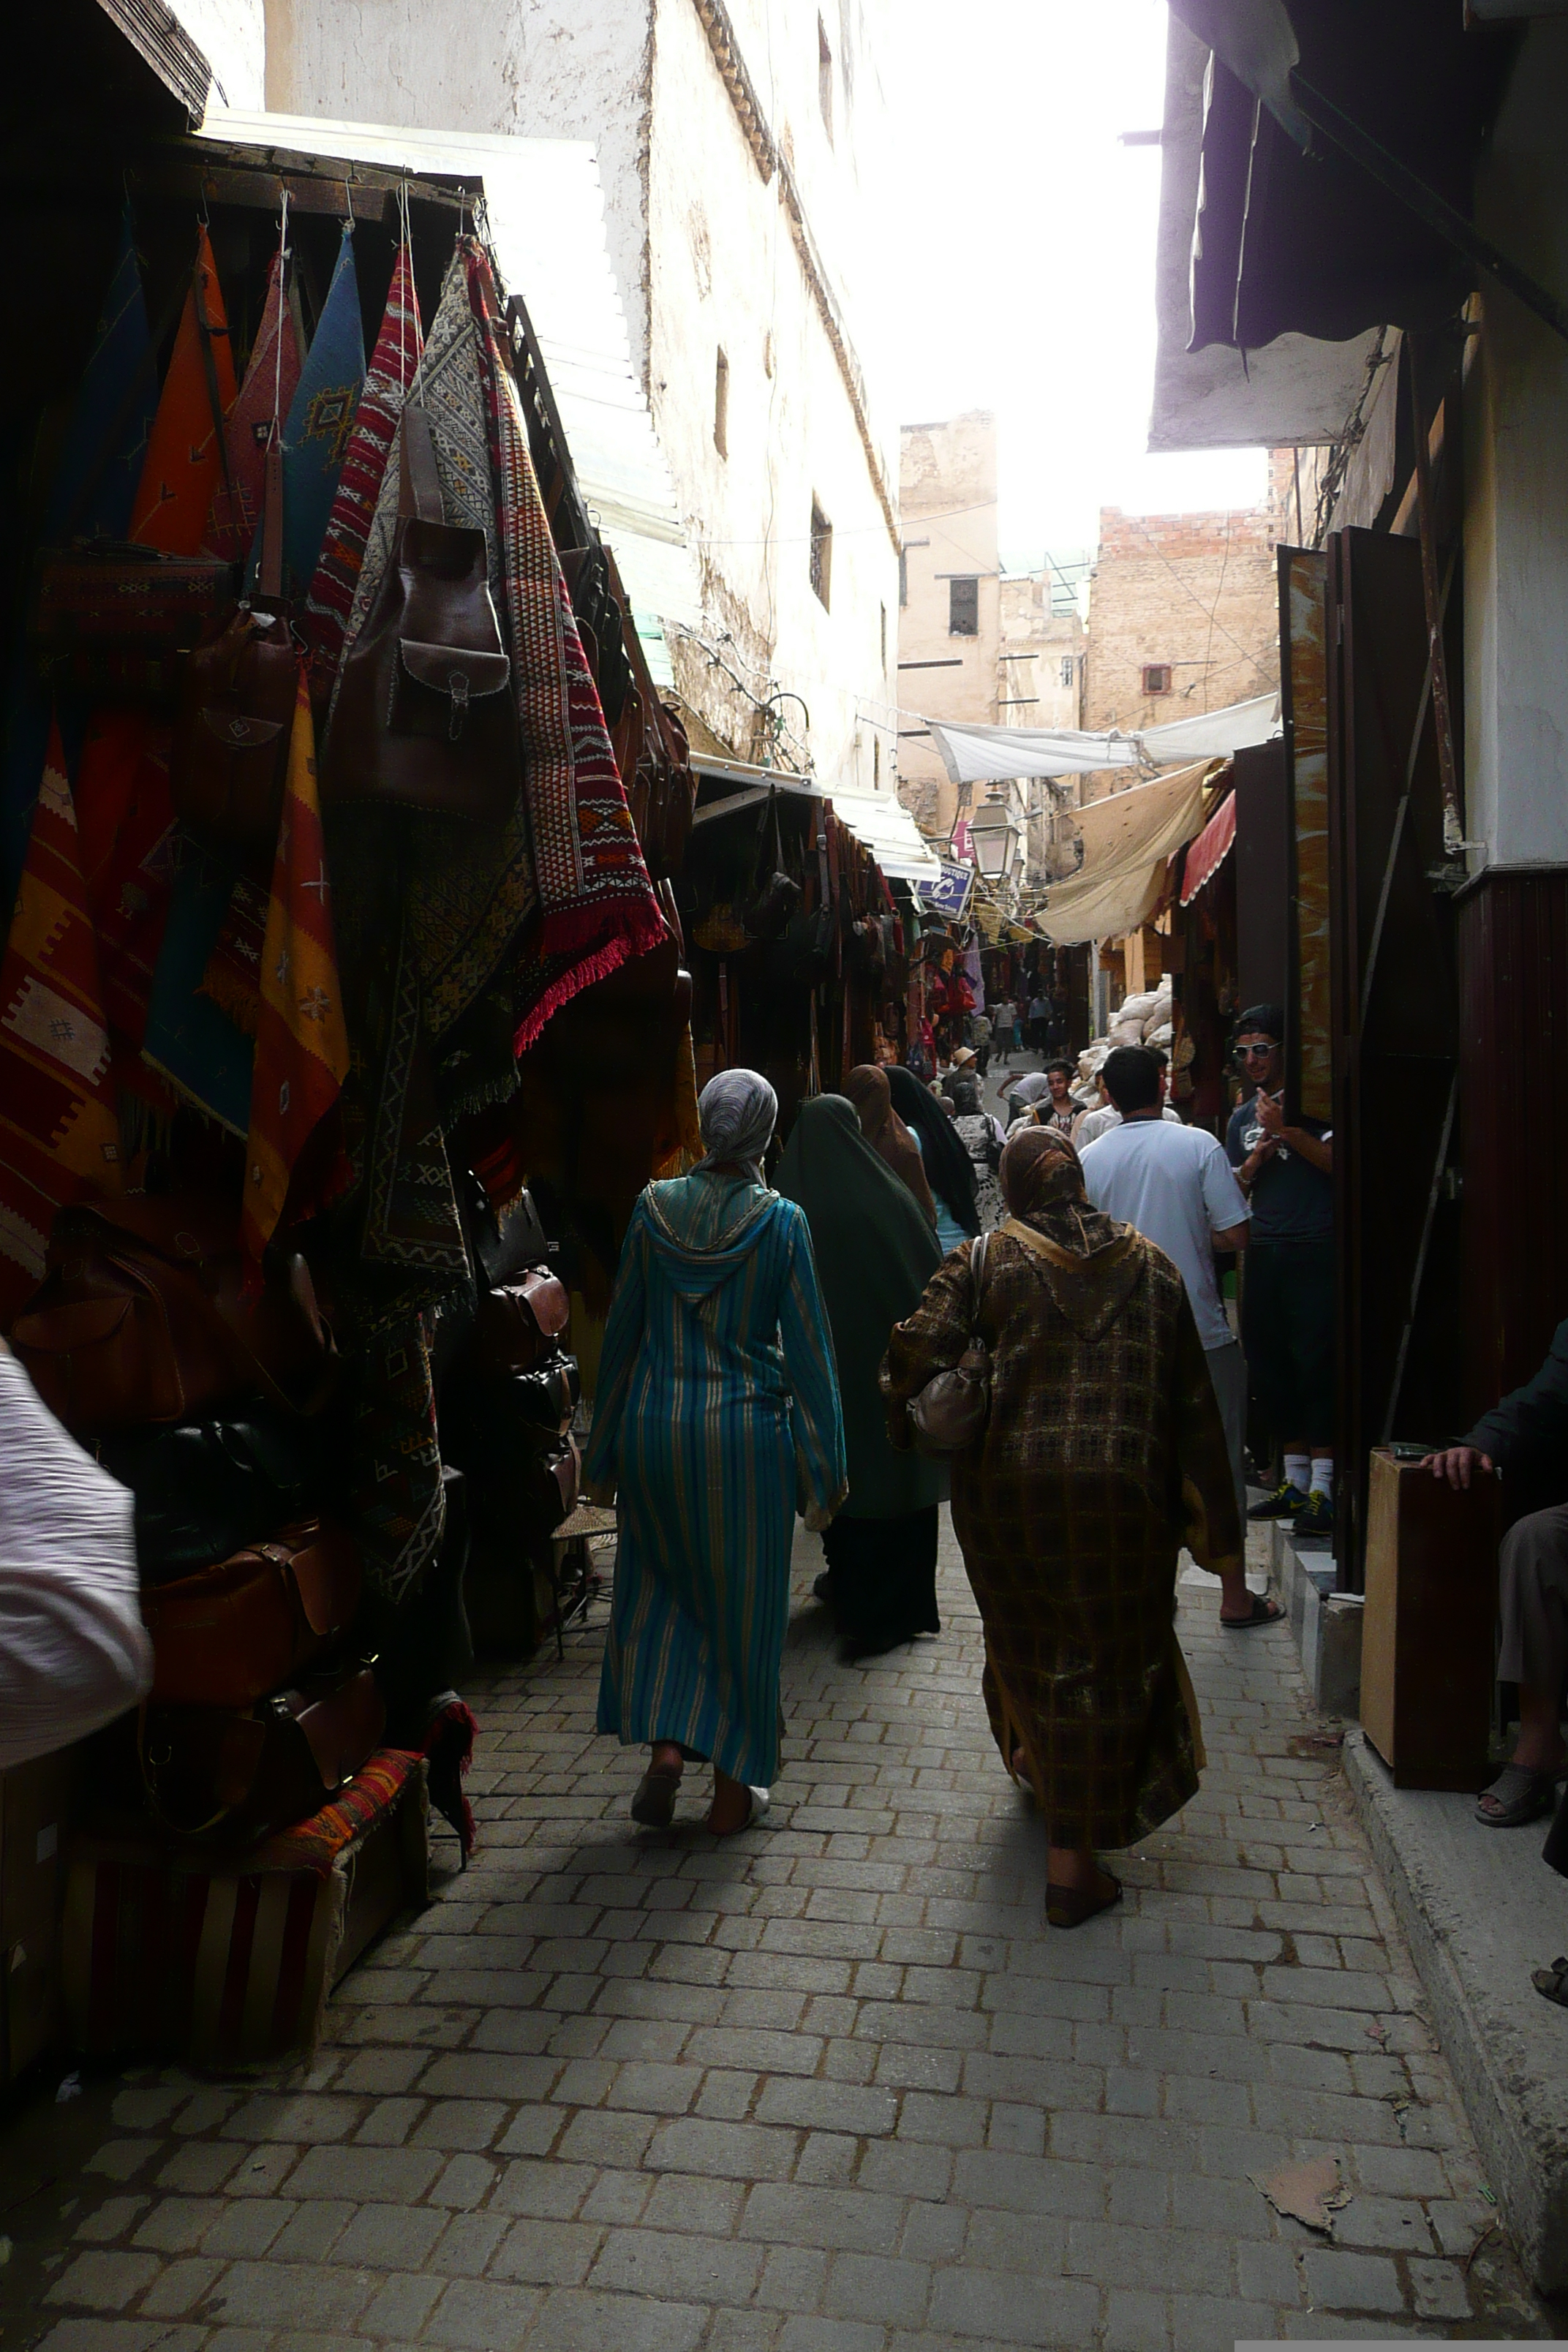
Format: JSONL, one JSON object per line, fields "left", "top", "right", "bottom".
{"left": 883, "top": 1221, "right": 1240, "bottom": 1852}
{"left": 129, "top": 229, "right": 236, "bottom": 555}
{"left": 0, "top": 724, "right": 124, "bottom": 1321}
{"left": 198, "top": 870, "right": 268, "bottom": 1035}
{"left": 246, "top": 1747, "right": 422, "bottom": 1872}
{"left": 208, "top": 241, "right": 299, "bottom": 560}
{"left": 301, "top": 238, "right": 423, "bottom": 709}
{"left": 141, "top": 837, "right": 255, "bottom": 1136}
{"left": 349, "top": 1308, "right": 447, "bottom": 1605}
{"left": 241, "top": 668, "right": 350, "bottom": 1262}
{"left": 279, "top": 224, "right": 364, "bottom": 597}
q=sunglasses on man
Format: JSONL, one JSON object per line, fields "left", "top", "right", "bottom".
{"left": 1237, "top": 1042, "right": 1277, "bottom": 1061}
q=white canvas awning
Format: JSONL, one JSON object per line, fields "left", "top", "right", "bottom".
{"left": 925, "top": 693, "right": 1278, "bottom": 786}
{"left": 1036, "top": 763, "right": 1218, "bottom": 946}
{"left": 829, "top": 791, "right": 942, "bottom": 883}
{"left": 198, "top": 109, "right": 703, "bottom": 630}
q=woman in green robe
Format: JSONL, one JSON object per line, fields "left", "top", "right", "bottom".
{"left": 776, "top": 1094, "right": 946, "bottom": 1658}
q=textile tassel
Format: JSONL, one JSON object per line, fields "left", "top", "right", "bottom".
{"left": 241, "top": 668, "right": 351, "bottom": 1264}
{"left": 0, "top": 723, "right": 124, "bottom": 1321}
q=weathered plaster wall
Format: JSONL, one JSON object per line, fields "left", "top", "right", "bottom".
{"left": 176, "top": 0, "right": 266, "bottom": 107}
{"left": 263, "top": 0, "right": 652, "bottom": 372}
{"left": 1465, "top": 21, "right": 1568, "bottom": 870}
{"left": 1082, "top": 502, "right": 1279, "bottom": 801}
{"left": 651, "top": 0, "right": 898, "bottom": 787}
{"left": 896, "top": 412, "right": 1000, "bottom": 838}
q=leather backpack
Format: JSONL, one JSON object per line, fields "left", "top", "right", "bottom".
{"left": 170, "top": 439, "right": 297, "bottom": 853}
{"left": 326, "top": 403, "right": 519, "bottom": 821}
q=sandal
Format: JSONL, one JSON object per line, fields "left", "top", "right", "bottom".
{"left": 1221, "top": 1594, "right": 1285, "bottom": 1630}
{"left": 1047, "top": 1873, "right": 1122, "bottom": 1931}
{"left": 631, "top": 1765, "right": 682, "bottom": 1828}
{"left": 1476, "top": 1763, "right": 1559, "bottom": 1828}
{"left": 1532, "top": 1956, "right": 1568, "bottom": 2010}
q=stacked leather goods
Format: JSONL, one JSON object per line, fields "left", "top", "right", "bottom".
{"left": 437, "top": 1180, "right": 582, "bottom": 1648}
{"left": 10, "top": 1191, "right": 382, "bottom": 1844}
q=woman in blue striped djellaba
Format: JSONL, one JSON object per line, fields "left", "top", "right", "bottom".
{"left": 584, "top": 1071, "right": 847, "bottom": 1836}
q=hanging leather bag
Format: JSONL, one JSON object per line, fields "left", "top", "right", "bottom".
{"left": 11, "top": 1194, "right": 335, "bottom": 1436}
{"left": 140, "top": 1518, "right": 361, "bottom": 1709}
{"left": 170, "top": 439, "right": 297, "bottom": 853}
{"left": 903, "top": 1232, "right": 992, "bottom": 1453}
{"left": 327, "top": 403, "right": 519, "bottom": 821}
{"left": 744, "top": 787, "right": 802, "bottom": 941}
{"left": 472, "top": 1267, "right": 570, "bottom": 1377}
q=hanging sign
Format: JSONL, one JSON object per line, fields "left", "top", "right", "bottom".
{"left": 915, "top": 862, "right": 974, "bottom": 921}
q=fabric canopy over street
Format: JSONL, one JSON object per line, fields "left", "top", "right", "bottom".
{"left": 1036, "top": 762, "right": 1218, "bottom": 947}
{"left": 1178, "top": 788, "right": 1237, "bottom": 905}
{"left": 200, "top": 110, "right": 703, "bottom": 630}
{"left": 925, "top": 693, "right": 1278, "bottom": 785}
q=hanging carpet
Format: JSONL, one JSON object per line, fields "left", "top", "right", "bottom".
{"left": 278, "top": 222, "right": 364, "bottom": 597}
{"left": 129, "top": 228, "right": 236, "bottom": 554}
{"left": 209, "top": 240, "right": 301, "bottom": 561}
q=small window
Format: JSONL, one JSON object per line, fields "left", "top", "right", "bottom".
{"left": 1060, "top": 655, "right": 1075, "bottom": 690}
{"left": 818, "top": 17, "right": 834, "bottom": 143}
{"left": 949, "top": 576, "right": 979, "bottom": 636}
{"left": 873, "top": 738, "right": 881, "bottom": 790}
{"left": 879, "top": 603, "right": 887, "bottom": 667}
{"left": 713, "top": 346, "right": 729, "bottom": 459}
{"left": 810, "top": 499, "right": 832, "bottom": 609}
{"left": 898, "top": 546, "right": 908, "bottom": 608}
{"left": 1142, "top": 662, "right": 1172, "bottom": 696}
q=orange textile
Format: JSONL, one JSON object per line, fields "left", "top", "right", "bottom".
{"left": 129, "top": 230, "right": 237, "bottom": 555}
{"left": 0, "top": 724, "right": 124, "bottom": 1321}
{"left": 241, "top": 667, "right": 350, "bottom": 1261}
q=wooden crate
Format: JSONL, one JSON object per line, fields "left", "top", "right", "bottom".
{"left": 1361, "top": 1447, "right": 1499, "bottom": 1788}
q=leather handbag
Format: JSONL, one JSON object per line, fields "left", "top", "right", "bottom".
{"left": 472, "top": 1267, "right": 570, "bottom": 1378}
{"left": 140, "top": 1518, "right": 361, "bottom": 1708}
{"left": 139, "top": 1661, "right": 385, "bottom": 1842}
{"left": 905, "top": 1232, "right": 992, "bottom": 1453}
{"left": 744, "top": 788, "right": 801, "bottom": 942}
{"left": 519, "top": 1434, "right": 580, "bottom": 1534}
{"left": 508, "top": 1350, "right": 581, "bottom": 1438}
{"left": 97, "top": 1406, "right": 325, "bottom": 1584}
{"left": 11, "top": 1194, "right": 335, "bottom": 1436}
{"left": 170, "top": 440, "right": 297, "bottom": 853}
{"left": 327, "top": 403, "right": 519, "bottom": 821}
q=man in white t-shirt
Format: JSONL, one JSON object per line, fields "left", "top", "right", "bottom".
{"left": 1081, "top": 1047, "right": 1278, "bottom": 1627}
{"left": 1074, "top": 1048, "right": 1183, "bottom": 1150}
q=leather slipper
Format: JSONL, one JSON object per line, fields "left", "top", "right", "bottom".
{"left": 1532, "top": 1955, "right": 1568, "bottom": 2009}
{"left": 1221, "top": 1594, "right": 1284, "bottom": 1630}
{"left": 631, "top": 1766, "right": 682, "bottom": 1828}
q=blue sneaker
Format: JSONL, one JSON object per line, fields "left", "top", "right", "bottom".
{"left": 1247, "top": 1480, "right": 1309, "bottom": 1523}
{"left": 1294, "top": 1493, "right": 1334, "bottom": 1540}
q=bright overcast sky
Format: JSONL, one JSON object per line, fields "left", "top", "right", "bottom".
{"left": 882, "top": 0, "right": 1265, "bottom": 559}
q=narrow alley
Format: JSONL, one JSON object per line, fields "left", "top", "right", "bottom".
{"left": 4, "top": 1527, "right": 1549, "bottom": 2352}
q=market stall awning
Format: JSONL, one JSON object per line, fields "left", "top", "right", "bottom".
{"left": 1178, "top": 788, "right": 1237, "bottom": 905}
{"left": 1036, "top": 762, "right": 1218, "bottom": 947}
{"left": 829, "top": 791, "right": 942, "bottom": 883}
{"left": 925, "top": 693, "right": 1278, "bottom": 785}
{"left": 199, "top": 110, "right": 703, "bottom": 630}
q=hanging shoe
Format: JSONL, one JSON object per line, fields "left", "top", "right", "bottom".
{"left": 1294, "top": 1493, "right": 1335, "bottom": 1540}
{"left": 1247, "top": 1480, "right": 1309, "bottom": 1522}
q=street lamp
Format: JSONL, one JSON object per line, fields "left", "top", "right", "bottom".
{"left": 968, "top": 788, "right": 1018, "bottom": 881}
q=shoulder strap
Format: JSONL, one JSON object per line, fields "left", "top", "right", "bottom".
{"left": 970, "top": 1228, "right": 990, "bottom": 1312}
{"left": 257, "top": 433, "right": 283, "bottom": 603}
{"left": 399, "top": 402, "right": 445, "bottom": 524}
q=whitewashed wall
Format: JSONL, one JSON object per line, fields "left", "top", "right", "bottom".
{"left": 176, "top": 0, "right": 266, "bottom": 108}
{"left": 1466, "top": 20, "right": 1568, "bottom": 868}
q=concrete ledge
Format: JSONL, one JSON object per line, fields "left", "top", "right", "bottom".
{"left": 1343, "top": 1727, "right": 1568, "bottom": 2293}
{"left": 1268, "top": 1520, "right": 1362, "bottom": 1716}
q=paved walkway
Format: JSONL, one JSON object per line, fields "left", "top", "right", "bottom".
{"left": 6, "top": 1521, "right": 1553, "bottom": 2351}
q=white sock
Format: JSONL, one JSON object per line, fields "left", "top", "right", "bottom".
{"left": 1309, "top": 1457, "right": 1333, "bottom": 1501}
{"left": 1284, "top": 1453, "right": 1311, "bottom": 1495}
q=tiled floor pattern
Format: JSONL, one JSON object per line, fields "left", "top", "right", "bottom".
{"left": 3, "top": 1518, "right": 1554, "bottom": 2350}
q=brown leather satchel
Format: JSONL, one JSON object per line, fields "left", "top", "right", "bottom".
{"left": 905, "top": 1232, "right": 992, "bottom": 1453}
{"left": 472, "top": 1267, "right": 570, "bottom": 1377}
{"left": 327, "top": 404, "right": 519, "bottom": 821}
{"left": 140, "top": 1518, "right": 361, "bottom": 1710}
{"left": 170, "top": 440, "right": 297, "bottom": 853}
{"left": 11, "top": 1194, "right": 334, "bottom": 1436}
{"left": 139, "top": 1662, "right": 385, "bottom": 1842}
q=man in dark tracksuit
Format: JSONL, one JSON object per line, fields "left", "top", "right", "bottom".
{"left": 1424, "top": 1322, "right": 1568, "bottom": 1829}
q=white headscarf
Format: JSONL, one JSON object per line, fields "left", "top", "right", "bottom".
{"left": 694, "top": 1069, "right": 778, "bottom": 1184}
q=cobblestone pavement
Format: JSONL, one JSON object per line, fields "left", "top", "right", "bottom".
{"left": 4, "top": 1520, "right": 1554, "bottom": 2351}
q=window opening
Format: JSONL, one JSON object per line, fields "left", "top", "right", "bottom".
{"left": 713, "top": 346, "right": 729, "bottom": 458}
{"left": 1060, "top": 655, "right": 1075, "bottom": 689}
{"left": 1142, "top": 662, "right": 1172, "bottom": 695}
{"left": 949, "top": 576, "right": 979, "bottom": 636}
{"left": 818, "top": 18, "right": 834, "bottom": 143}
{"left": 810, "top": 500, "right": 833, "bottom": 609}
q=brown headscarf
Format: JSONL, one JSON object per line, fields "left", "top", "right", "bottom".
{"left": 845, "top": 1064, "right": 937, "bottom": 1225}
{"left": 997, "top": 1128, "right": 1143, "bottom": 1334}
